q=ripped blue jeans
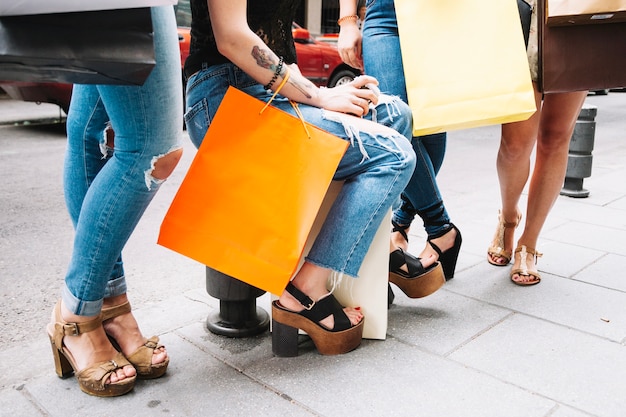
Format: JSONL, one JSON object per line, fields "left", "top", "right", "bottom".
{"left": 184, "top": 64, "right": 415, "bottom": 278}
{"left": 62, "top": 6, "right": 183, "bottom": 316}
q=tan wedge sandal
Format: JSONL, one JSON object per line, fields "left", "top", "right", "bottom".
{"left": 101, "top": 301, "right": 169, "bottom": 379}
{"left": 47, "top": 301, "right": 136, "bottom": 397}
{"left": 487, "top": 210, "right": 522, "bottom": 266}
{"left": 510, "top": 245, "right": 542, "bottom": 286}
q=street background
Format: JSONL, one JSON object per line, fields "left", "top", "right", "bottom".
{"left": 0, "top": 90, "right": 625, "bottom": 416}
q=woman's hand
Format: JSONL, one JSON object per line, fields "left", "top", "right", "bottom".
{"left": 337, "top": 23, "right": 363, "bottom": 70}
{"left": 317, "top": 75, "right": 380, "bottom": 117}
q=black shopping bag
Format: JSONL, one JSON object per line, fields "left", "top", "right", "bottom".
{"left": 0, "top": 8, "right": 155, "bottom": 85}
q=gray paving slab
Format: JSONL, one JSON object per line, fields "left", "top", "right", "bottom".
{"left": 450, "top": 263, "right": 626, "bottom": 342}
{"left": 537, "top": 240, "right": 605, "bottom": 278}
{"left": 608, "top": 196, "right": 626, "bottom": 210}
{"left": 0, "top": 387, "right": 47, "bottom": 417}
{"left": 386, "top": 289, "right": 510, "bottom": 356}
{"left": 545, "top": 222, "right": 626, "bottom": 257}
{"left": 0, "top": 339, "right": 50, "bottom": 391}
{"left": 571, "top": 253, "right": 626, "bottom": 292}
{"left": 551, "top": 406, "right": 597, "bottom": 417}
{"left": 246, "top": 338, "right": 557, "bottom": 417}
{"left": 450, "top": 314, "right": 626, "bottom": 417}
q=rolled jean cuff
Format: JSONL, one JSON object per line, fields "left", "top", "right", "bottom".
{"left": 61, "top": 283, "right": 103, "bottom": 317}
{"left": 104, "top": 275, "right": 127, "bottom": 299}
{"left": 392, "top": 211, "right": 415, "bottom": 228}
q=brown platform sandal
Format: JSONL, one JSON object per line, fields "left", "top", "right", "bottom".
{"left": 510, "top": 245, "right": 542, "bottom": 286}
{"left": 47, "top": 301, "right": 135, "bottom": 397}
{"left": 101, "top": 301, "right": 169, "bottom": 379}
{"left": 271, "top": 282, "right": 364, "bottom": 357}
{"left": 487, "top": 210, "right": 522, "bottom": 266}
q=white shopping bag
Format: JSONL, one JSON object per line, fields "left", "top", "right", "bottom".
{"left": 1, "top": 0, "right": 178, "bottom": 16}
{"left": 298, "top": 182, "right": 389, "bottom": 340}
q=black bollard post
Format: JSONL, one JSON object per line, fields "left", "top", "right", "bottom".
{"left": 205, "top": 267, "right": 269, "bottom": 338}
{"left": 561, "top": 104, "right": 597, "bottom": 198}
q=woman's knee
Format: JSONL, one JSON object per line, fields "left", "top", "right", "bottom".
{"left": 150, "top": 148, "right": 183, "bottom": 180}
{"left": 394, "top": 138, "right": 416, "bottom": 180}
{"left": 372, "top": 95, "right": 413, "bottom": 140}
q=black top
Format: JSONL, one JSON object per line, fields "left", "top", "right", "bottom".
{"left": 185, "top": 0, "right": 299, "bottom": 78}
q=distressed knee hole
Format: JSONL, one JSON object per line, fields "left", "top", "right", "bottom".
{"left": 144, "top": 147, "right": 183, "bottom": 190}
{"left": 151, "top": 148, "right": 183, "bottom": 180}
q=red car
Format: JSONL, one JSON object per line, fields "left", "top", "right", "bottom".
{"left": 291, "top": 23, "right": 359, "bottom": 88}
{"left": 0, "top": 6, "right": 358, "bottom": 114}
{"left": 0, "top": 81, "right": 72, "bottom": 113}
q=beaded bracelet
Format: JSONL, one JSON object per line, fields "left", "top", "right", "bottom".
{"left": 264, "top": 56, "right": 284, "bottom": 91}
{"left": 337, "top": 15, "right": 358, "bottom": 25}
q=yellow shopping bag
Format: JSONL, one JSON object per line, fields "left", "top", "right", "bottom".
{"left": 395, "top": 0, "right": 536, "bottom": 136}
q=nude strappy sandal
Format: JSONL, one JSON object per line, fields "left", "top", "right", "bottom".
{"left": 510, "top": 245, "right": 542, "bottom": 286}
{"left": 487, "top": 210, "right": 521, "bottom": 266}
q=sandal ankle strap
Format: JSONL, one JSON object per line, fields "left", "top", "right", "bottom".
{"left": 499, "top": 210, "right": 522, "bottom": 229}
{"left": 515, "top": 245, "right": 542, "bottom": 257}
{"left": 282, "top": 282, "right": 353, "bottom": 332}
{"left": 285, "top": 282, "right": 317, "bottom": 310}
{"left": 56, "top": 316, "right": 102, "bottom": 337}
{"left": 101, "top": 301, "right": 132, "bottom": 322}
{"left": 51, "top": 301, "right": 102, "bottom": 349}
{"left": 391, "top": 220, "right": 409, "bottom": 243}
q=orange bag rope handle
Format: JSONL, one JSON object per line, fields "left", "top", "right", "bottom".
{"left": 260, "top": 67, "right": 312, "bottom": 139}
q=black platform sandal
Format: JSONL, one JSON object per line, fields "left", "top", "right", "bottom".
{"left": 389, "top": 248, "right": 445, "bottom": 298}
{"left": 271, "top": 282, "right": 364, "bottom": 357}
{"left": 428, "top": 223, "right": 462, "bottom": 280}
{"left": 389, "top": 221, "right": 445, "bottom": 298}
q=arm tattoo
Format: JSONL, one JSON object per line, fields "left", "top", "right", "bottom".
{"left": 252, "top": 45, "right": 315, "bottom": 99}
{"left": 252, "top": 45, "right": 275, "bottom": 70}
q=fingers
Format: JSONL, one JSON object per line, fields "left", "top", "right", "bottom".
{"left": 348, "top": 96, "right": 372, "bottom": 117}
{"left": 340, "top": 47, "right": 363, "bottom": 70}
{"left": 351, "top": 75, "right": 378, "bottom": 90}
{"left": 337, "top": 29, "right": 364, "bottom": 70}
{"left": 352, "top": 77, "right": 379, "bottom": 106}
{"left": 355, "top": 97, "right": 370, "bottom": 114}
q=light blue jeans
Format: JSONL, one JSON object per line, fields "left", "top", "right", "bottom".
{"left": 62, "top": 6, "right": 183, "bottom": 316}
{"left": 184, "top": 64, "right": 415, "bottom": 277}
{"left": 363, "top": 0, "right": 451, "bottom": 237}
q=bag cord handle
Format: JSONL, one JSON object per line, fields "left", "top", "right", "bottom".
{"left": 260, "top": 67, "right": 312, "bottom": 139}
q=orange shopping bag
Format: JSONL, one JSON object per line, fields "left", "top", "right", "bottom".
{"left": 158, "top": 86, "right": 348, "bottom": 295}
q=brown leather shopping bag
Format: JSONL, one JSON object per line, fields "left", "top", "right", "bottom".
{"left": 158, "top": 85, "right": 348, "bottom": 295}
{"left": 540, "top": 0, "right": 626, "bottom": 92}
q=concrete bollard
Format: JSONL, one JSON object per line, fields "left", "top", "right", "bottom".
{"left": 560, "top": 104, "right": 597, "bottom": 198}
{"left": 205, "top": 267, "right": 269, "bottom": 337}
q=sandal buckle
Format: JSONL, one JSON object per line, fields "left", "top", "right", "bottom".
{"left": 63, "top": 322, "right": 80, "bottom": 336}
{"left": 303, "top": 300, "right": 315, "bottom": 310}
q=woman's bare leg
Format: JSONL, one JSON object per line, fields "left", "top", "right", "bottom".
{"left": 513, "top": 89, "right": 587, "bottom": 283}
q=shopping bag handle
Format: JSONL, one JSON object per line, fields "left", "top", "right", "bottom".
{"left": 260, "top": 68, "right": 312, "bottom": 139}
